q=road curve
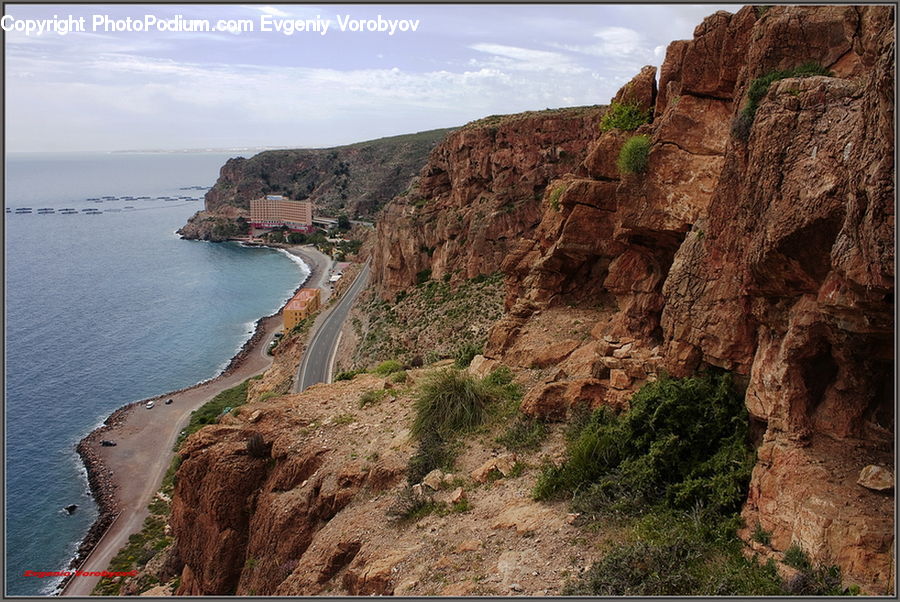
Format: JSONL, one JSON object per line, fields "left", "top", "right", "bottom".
{"left": 295, "top": 260, "right": 370, "bottom": 392}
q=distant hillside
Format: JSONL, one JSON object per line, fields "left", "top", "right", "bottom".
{"left": 178, "top": 127, "right": 455, "bottom": 241}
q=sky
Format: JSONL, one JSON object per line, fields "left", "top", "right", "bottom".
{"left": 4, "top": 3, "right": 740, "bottom": 153}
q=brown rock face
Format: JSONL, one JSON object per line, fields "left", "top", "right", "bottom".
{"left": 483, "top": 5, "right": 893, "bottom": 592}
{"left": 369, "top": 106, "right": 605, "bottom": 298}
{"left": 169, "top": 377, "right": 407, "bottom": 596}
{"left": 612, "top": 65, "right": 658, "bottom": 114}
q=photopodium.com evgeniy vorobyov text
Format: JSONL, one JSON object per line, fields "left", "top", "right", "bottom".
{"left": 1, "top": 13, "right": 421, "bottom": 36}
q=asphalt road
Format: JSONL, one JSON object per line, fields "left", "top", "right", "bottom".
{"left": 295, "top": 260, "right": 370, "bottom": 391}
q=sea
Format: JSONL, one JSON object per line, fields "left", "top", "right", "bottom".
{"left": 4, "top": 152, "right": 309, "bottom": 596}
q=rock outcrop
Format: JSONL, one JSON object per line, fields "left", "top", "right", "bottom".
{"left": 489, "top": 5, "right": 894, "bottom": 592}
{"left": 370, "top": 106, "right": 605, "bottom": 297}
{"left": 373, "top": 4, "right": 894, "bottom": 592}
{"left": 178, "top": 128, "right": 454, "bottom": 240}
{"left": 167, "top": 372, "right": 601, "bottom": 596}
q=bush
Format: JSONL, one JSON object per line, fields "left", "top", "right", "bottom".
{"left": 373, "top": 359, "right": 404, "bottom": 375}
{"left": 783, "top": 543, "right": 811, "bottom": 571}
{"left": 497, "top": 417, "right": 548, "bottom": 452}
{"left": 565, "top": 539, "right": 701, "bottom": 595}
{"left": 391, "top": 370, "right": 408, "bottom": 384}
{"left": 564, "top": 508, "right": 786, "bottom": 596}
{"left": 416, "top": 269, "right": 432, "bottom": 284}
{"left": 734, "top": 62, "right": 833, "bottom": 140}
{"left": 617, "top": 135, "right": 651, "bottom": 174}
{"left": 411, "top": 369, "right": 495, "bottom": 439}
{"left": 358, "top": 389, "right": 386, "bottom": 409}
{"left": 335, "top": 369, "right": 363, "bottom": 381}
{"left": 387, "top": 486, "right": 442, "bottom": 522}
{"left": 453, "top": 342, "right": 483, "bottom": 368}
{"left": 752, "top": 521, "right": 772, "bottom": 546}
{"left": 533, "top": 371, "right": 754, "bottom": 515}
{"left": 599, "top": 101, "right": 651, "bottom": 132}
{"left": 547, "top": 185, "right": 565, "bottom": 211}
{"left": 407, "top": 429, "right": 453, "bottom": 484}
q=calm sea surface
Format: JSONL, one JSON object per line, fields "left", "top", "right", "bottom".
{"left": 4, "top": 152, "right": 308, "bottom": 596}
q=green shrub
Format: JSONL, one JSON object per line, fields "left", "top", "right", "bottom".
{"left": 407, "top": 429, "right": 454, "bottom": 484}
{"left": 548, "top": 185, "right": 566, "bottom": 211}
{"left": 391, "top": 370, "right": 408, "bottom": 384}
{"left": 416, "top": 269, "right": 432, "bottom": 284}
{"left": 453, "top": 342, "right": 483, "bottom": 368}
{"left": 752, "top": 521, "right": 772, "bottom": 546}
{"left": 599, "top": 101, "right": 651, "bottom": 132}
{"left": 564, "top": 508, "right": 785, "bottom": 596}
{"left": 332, "top": 413, "right": 356, "bottom": 425}
{"left": 335, "top": 369, "right": 363, "bottom": 381}
{"left": 373, "top": 359, "right": 404, "bottom": 375}
{"left": 533, "top": 371, "right": 754, "bottom": 515}
{"left": 497, "top": 417, "right": 548, "bottom": 452}
{"left": 617, "top": 135, "right": 651, "bottom": 174}
{"left": 734, "top": 62, "right": 833, "bottom": 139}
{"left": 387, "top": 486, "right": 443, "bottom": 522}
{"left": 358, "top": 388, "right": 387, "bottom": 409}
{"left": 450, "top": 498, "right": 471, "bottom": 513}
{"left": 783, "top": 543, "right": 812, "bottom": 571}
{"left": 565, "top": 539, "right": 702, "bottom": 595}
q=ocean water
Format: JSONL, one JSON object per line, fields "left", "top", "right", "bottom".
{"left": 4, "top": 152, "right": 309, "bottom": 596}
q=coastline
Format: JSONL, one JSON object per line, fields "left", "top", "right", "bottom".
{"left": 58, "top": 244, "right": 331, "bottom": 596}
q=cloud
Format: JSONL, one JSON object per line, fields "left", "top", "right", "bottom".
{"left": 5, "top": 50, "right": 613, "bottom": 151}
{"left": 468, "top": 43, "right": 588, "bottom": 74}
{"left": 254, "top": 6, "right": 291, "bottom": 18}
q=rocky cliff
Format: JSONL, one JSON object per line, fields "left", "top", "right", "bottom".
{"left": 370, "top": 106, "right": 605, "bottom": 296}
{"left": 377, "top": 4, "right": 894, "bottom": 591}
{"left": 165, "top": 4, "right": 894, "bottom": 596}
{"left": 178, "top": 128, "right": 454, "bottom": 241}
{"left": 488, "top": 4, "right": 893, "bottom": 592}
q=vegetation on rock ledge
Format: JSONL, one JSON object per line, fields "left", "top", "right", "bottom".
{"left": 617, "top": 135, "right": 651, "bottom": 175}
{"left": 599, "top": 101, "right": 651, "bottom": 132}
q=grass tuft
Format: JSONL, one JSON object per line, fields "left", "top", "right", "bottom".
{"left": 373, "top": 359, "right": 404, "bottom": 375}
{"left": 617, "top": 135, "right": 651, "bottom": 174}
{"left": 406, "top": 367, "right": 521, "bottom": 484}
{"left": 497, "top": 417, "right": 548, "bottom": 452}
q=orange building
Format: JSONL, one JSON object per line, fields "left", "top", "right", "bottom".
{"left": 283, "top": 288, "right": 321, "bottom": 330}
{"left": 250, "top": 195, "right": 314, "bottom": 232}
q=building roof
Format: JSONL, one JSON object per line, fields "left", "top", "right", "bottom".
{"left": 285, "top": 288, "right": 319, "bottom": 311}
{"left": 266, "top": 195, "right": 285, "bottom": 201}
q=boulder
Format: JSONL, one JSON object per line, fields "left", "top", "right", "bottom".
{"left": 857, "top": 465, "right": 894, "bottom": 492}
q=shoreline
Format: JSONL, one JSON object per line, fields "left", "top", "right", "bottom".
{"left": 58, "top": 243, "right": 329, "bottom": 596}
